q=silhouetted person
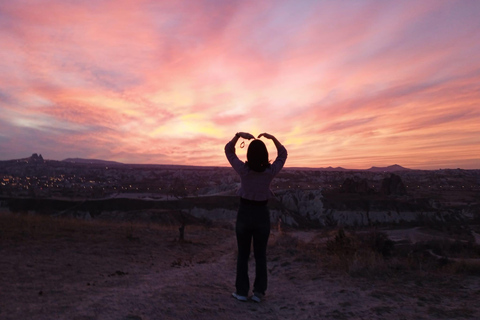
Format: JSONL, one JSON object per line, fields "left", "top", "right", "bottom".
{"left": 225, "top": 132, "right": 287, "bottom": 302}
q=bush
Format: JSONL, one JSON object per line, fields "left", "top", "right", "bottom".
{"left": 358, "top": 231, "right": 395, "bottom": 257}
{"left": 325, "top": 229, "right": 394, "bottom": 276}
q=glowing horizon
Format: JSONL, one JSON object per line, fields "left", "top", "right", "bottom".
{"left": 1, "top": 0, "right": 479, "bottom": 170}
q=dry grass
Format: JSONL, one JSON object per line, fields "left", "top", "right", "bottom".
{"left": 259, "top": 224, "right": 480, "bottom": 279}
{"left": 321, "top": 229, "right": 392, "bottom": 276}
{"left": 296, "top": 227, "right": 480, "bottom": 277}
{"left": 0, "top": 211, "right": 91, "bottom": 241}
{"left": 0, "top": 210, "right": 186, "bottom": 244}
{"left": 3, "top": 210, "right": 480, "bottom": 278}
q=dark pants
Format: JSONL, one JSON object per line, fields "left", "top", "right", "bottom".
{"left": 235, "top": 200, "right": 270, "bottom": 296}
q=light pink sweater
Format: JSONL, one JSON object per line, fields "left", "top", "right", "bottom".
{"left": 225, "top": 138, "right": 288, "bottom": 201}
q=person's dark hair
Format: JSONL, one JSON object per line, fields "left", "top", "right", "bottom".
{"left": 246, "top": 139, "right": 270, "bottom": 172}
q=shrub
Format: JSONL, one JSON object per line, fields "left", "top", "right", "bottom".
{"left": 357, "top": 231, "right": 395, "bottom": 257}
{"left": 325, "top": 229, "right": 394, "bottom": 276}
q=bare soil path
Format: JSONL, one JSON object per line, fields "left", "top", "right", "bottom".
{"left": 1, "top": 215, "right": 480, "bottom": 320}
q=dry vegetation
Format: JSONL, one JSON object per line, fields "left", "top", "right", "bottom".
{"left": 322, "top": 228, "right": 480, "bottom": 277}
{"left": 1, "top": 211, "right": 480, "bottom": 320}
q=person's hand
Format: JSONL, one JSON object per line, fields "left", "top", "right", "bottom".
{"left": 237, "top": 132, "right": 255, "bottom": 140}
{"left": 258, "top": 132, "right": 275, "bottom": 140}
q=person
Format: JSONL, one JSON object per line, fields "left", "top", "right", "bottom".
{"left": 225, "top": 132, "right": 288, "bottom": 303}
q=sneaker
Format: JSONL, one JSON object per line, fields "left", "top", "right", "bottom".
{"left": 251, "top": 292, "right": 264, "bottom": 303}
{"left": 232, "top": 292, "right": 248, "bottom": 302}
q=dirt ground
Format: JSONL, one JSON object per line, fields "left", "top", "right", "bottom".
{"left": 1, "top": 214, "right": 480, "bottom": 320}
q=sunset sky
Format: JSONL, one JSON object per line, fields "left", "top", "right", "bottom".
{"left": 1, "top": 0, "right": 479, "bottom": 169}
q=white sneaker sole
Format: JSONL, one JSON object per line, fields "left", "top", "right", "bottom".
{"left": 232, "top": 292, "right": 248, "bottom": 302}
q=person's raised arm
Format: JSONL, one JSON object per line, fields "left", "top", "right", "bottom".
{"left": 226, "top": 132, "right": 255, "bottom": 149}
{"left": 237, "top": 132, "right": 255, "bottom": 140}
{"left": 258, "top": 133, "right": 283, "bottom": 150}
{"left": 258, "top": 133, "right": 287, "bottom": 174}
{"left": 225, "top": 132, "right": 255, "bottom": 172}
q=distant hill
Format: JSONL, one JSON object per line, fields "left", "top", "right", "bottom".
{"left": 320, "top": 166, "right": 349, "bottom": 171}
{"left": 62, "top": 158, "right": 124, "bottom": 166}
{"left": 286, "top": 164, "right": 412, "bottom": 172}
{"left": 286, "top": 166, "right": 348, "bottom": 171}
{"left": 0, "top": 153, "right": 45, "bottom": 164}
{"left": 366, "top": 164, "right": 411, "bottom": 172}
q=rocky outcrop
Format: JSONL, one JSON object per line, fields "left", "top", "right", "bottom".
{"left": 272, "top": 189, "right": 473, "bottom": 227}
{"left": 380, "top": 174, "right": 406, "bottom": 195}
{"left": 340, "top": 177, "right": 373, "bottom": 194}
{"left": 30, "top": 153, "right": 44, "bottom": 163}
{"left": 276, "top": 189, "right": 324, "bottom": 220}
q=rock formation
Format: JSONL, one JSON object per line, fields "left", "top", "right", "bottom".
{"left": 380, "top": 173, "right": 407, "bottom": 195}
{"left": 340, "top": 177, "right": 373, "bottom": 194}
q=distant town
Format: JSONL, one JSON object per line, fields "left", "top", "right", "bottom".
{"left": 1, "top": 154, "right": 478, "bottom": 201}
{"left": 1, "top": 153, "right": 479, "bottom": 228}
